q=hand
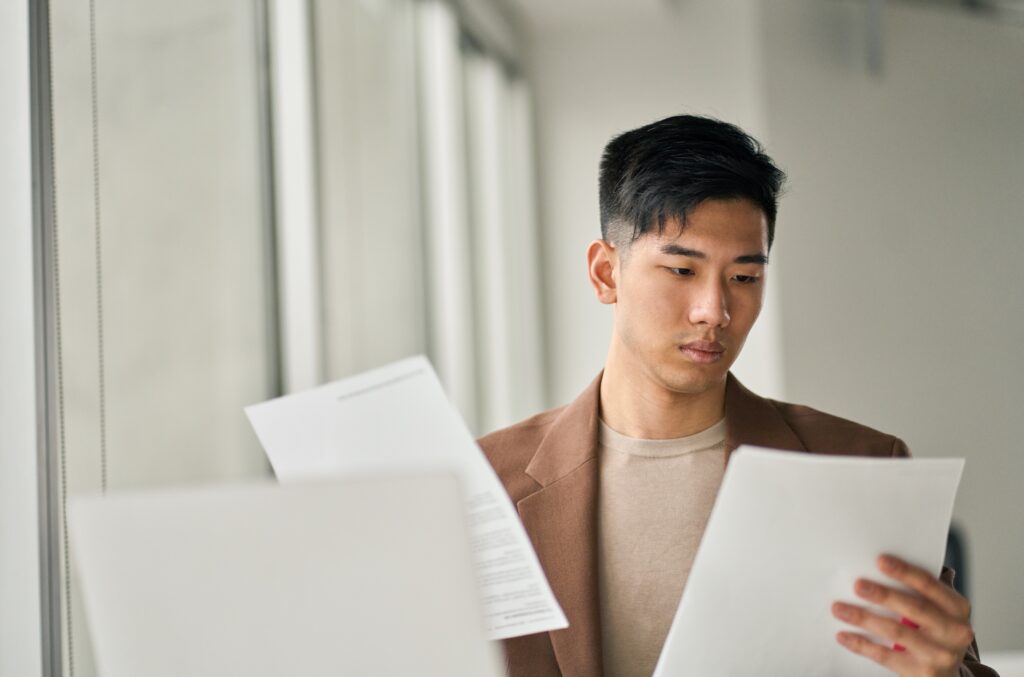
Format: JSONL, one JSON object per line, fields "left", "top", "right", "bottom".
{"left": 831, "top": 555, "right": 974, "bottom": 677}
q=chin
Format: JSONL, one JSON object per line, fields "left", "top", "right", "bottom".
{"left": 656, "top": 364, "right": 727, "bottom": 396}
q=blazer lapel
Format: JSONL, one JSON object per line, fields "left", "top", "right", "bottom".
{"left": 724, "top": 373, "right": 806, "bottom": 456}
{"left": 512, "top": 372, "right": 801, "bottom": 677}
{"left": 517, "top": 374, "right": 604, "bottom": 677}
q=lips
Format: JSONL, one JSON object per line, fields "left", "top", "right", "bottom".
{"left": 679, "top": 340, "right": 725, "bottom": 364}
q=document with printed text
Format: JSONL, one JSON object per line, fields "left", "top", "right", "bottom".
{"left": 244, "top": 356, "right": 568, "bottom": 640}
{"left": 653, "top": 447, "right": 964, "bottom": 676}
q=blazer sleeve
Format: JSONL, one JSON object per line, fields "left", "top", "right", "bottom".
{"left": 893, "top": 438, "right": 1000, "bottom": 676}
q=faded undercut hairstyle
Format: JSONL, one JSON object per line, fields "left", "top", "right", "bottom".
{"left": 598, "top": 115, "right": 786, "bottom": 251}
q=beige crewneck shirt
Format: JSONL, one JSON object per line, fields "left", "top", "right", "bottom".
{"left": 597, "top": 418, "right": 728, "bottom": 677}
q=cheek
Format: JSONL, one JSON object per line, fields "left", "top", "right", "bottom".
{"left": 729, "top": 289, "right": 764, "bottom": 330}
{"left": 627, "top": 277, "right": 688, "bottom": 322}
{"left": 617, "top": 277, "right": 682, "bottom": 338}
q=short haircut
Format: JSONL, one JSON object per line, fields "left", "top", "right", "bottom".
{"left": 598, "top": 115, "right": 786, "bottom": 250}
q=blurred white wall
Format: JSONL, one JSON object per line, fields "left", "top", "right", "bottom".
{"left": 0, "top": 2, "right": 43, "bottom": 674}
{"left": 764, "top": 0, "right": 1024, "bottom": 651}
{"left": 525, "top": 0, "right": 784, "bottom": 406}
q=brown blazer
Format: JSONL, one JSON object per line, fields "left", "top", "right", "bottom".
{"left": 478, "top": 372, "right": 995, "bottom": 677}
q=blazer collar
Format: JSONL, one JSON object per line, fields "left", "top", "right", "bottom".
{"left": 524, "top": 371, "right": 806, "bottom": 487}
{"left": 516, "top": 371, "right": 805, "bottom": 677}
{"left": 723, "top": 373, "right": 806, "bottom": 455}
{"left": 524, "top": 372, "right": 603, "bottom": 487}
{"left": 518, "top": 372, "right": 604, "bottom": 676}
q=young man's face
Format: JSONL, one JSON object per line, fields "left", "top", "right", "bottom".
{"left": 599, "top": 198, "right": 769, "bottom": 396}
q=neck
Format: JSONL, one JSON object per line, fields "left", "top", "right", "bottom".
{"left": 599, "top": 347, "right": 727, "bottom": 440}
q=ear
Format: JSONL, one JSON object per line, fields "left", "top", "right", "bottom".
{"left": 587, "top": 239, "right": 618, "bottom": 305}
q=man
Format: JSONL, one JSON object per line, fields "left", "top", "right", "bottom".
{"left": 479, "top": 116, "right": 994, "bottom": 677}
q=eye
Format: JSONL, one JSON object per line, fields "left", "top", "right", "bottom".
{"left": 732, "top": 274, "right": 760, "bottom": 284}
{"left": 668, "top": 267, "right": 694, "bottom": 277}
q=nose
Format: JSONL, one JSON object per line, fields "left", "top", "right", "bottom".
{"left": 688, "top": 278, "right": 731, "bottom": 328}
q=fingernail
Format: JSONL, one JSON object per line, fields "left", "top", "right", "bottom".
{"left": 893, "top": 643, "right": 906, "bottom": 652}
{"left": 833, "top": 604, "right": 853, "bottom": 621}
{"left": 879, "top": 555, "right": 899, "bottom": 572}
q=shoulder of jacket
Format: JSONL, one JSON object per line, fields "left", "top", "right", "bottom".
{"left": 478, "top": 405, "right": 564, "bottom": 463}
{"left": 477, "top": 406, "right": 565, "bottom": 499}
{"left": 766, "top": 398, "right": 909, "bottom": 458}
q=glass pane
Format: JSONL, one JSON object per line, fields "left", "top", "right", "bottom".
{"left": 0, "top": 2, "right": 43, "bottom": 675}
{"left": 464, "top": 51, "right": 546, "bottom": 433}
{"left": 413, "top": 0, "right": 479, "bottom": 428}
{"left": 313, "top": 0, "right": 428, "bottom": 381}
{"left": 49, "top": 0, "right": 275, "bottom": 673}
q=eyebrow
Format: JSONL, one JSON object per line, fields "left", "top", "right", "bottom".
{"left": 659, "top": 244, "right": 768, "bottom": 265}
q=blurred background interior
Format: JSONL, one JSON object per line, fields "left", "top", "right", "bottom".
{"left": 2, "top": 0, "right": 1023, "bottom": 675}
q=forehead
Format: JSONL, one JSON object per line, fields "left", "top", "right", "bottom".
{"left": 634, "top": 199, "right": 768, "bottom": 255}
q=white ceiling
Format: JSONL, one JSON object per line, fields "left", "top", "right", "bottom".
{"left": 503, "top": 0, "right": 674, "bottom": 32}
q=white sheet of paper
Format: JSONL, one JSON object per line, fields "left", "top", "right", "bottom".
{"left": 70, "top": 473, "right": 503, "bottom": 677}
{"left": 244, "top": 356, "right": 568, "bottom": 640}
{"left": 654, "top": 446, "right": 964, "bottom": 677}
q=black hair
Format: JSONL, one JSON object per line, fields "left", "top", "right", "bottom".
{"left": 598, "top": 115, "right": 785, "bottom": 249}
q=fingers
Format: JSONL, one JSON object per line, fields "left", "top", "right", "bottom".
{"left": 853, "top": 578, "right": 942, "bottom": 631}
{"left": 832, "top": 602, "right": 935, "bottom": 655}
{"left": 853, "top": 568, "right": 974, "bottom": 650}
{"left": 836, "top": 627, "right": 964, "bottom": 675}
{"left": 834, "top": 556, "right": 975, "bottom": 675}
{"left": 878, "top": 555, "right": 971, "bottom": 621}
{"left": 835, "top": 631, "right": 914, "bottom": 673}
{"left": 831, "top": 601, "right": 966, "bottom": 672}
